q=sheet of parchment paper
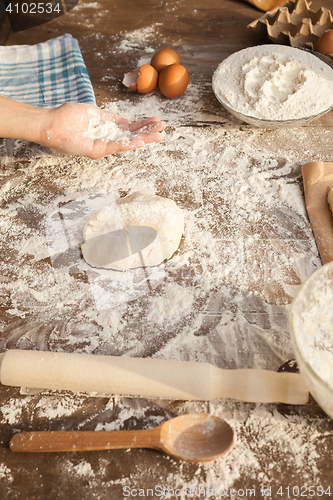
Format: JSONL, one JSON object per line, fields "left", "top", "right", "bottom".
{"left": 302, "top": 161, "right": 333, "bottom": 265}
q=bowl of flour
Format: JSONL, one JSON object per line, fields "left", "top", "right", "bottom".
{"left": 212, "top": 45, "right": 333, "bottom": 128}
{"left": 290, "top": 262, "right": 333, "bottom": 419}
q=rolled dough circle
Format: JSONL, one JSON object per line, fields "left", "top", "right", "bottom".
{"left": 81, "top": 192, "right": 184, "bottom": 270}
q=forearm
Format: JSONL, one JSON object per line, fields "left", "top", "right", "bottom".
{"left": 0, "top": 95, "right": 48, "bottom": 143}
{"left": 0, "top": 97, "right": 165, "bottom": 159}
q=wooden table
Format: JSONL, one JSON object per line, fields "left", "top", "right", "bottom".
{"left": 1, "top": 0, "right": 333, "bottom": 498}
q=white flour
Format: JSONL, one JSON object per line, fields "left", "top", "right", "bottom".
{"left": 69, "top": 460, "right": 95, "bottom": 477}
{"left": 0, "top": 394, "right": 329, "bottom": 494}
{"left": 82, "top": 108, "right": 131, "bottom": 141}
{"left": 0, "top": 464, "right": 13, "bottom": 483}
{"left": 213, "top": 45, "right": 333, "bottom": 120}
{"left": 0, "top": 111, "right": 327, "bottom": 492}
{"left": 1, "top": 22, "right": 332, "bottom": 495}
{"left": 293, "top": 266, "right": 333, "bottom": 387}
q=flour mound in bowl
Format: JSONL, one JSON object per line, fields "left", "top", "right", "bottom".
{"left": 212, "top": 44, "right": 333, "bottom": 121}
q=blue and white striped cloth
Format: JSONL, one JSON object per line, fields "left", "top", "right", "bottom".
{"left": 0, "top": 33, "right": 96, "bottom": 107}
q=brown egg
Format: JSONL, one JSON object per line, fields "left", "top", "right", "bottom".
{"left": 158, "top": 64, "right": 189, "bottom": 98}
{"left": 122, "top": 64, "right": 158, "bottom": 93}
{"left": 315, "top": 30, "right": 333, "bottom": 56}
{"left": 151, "top": 48, "right": 180, "bottom": 73}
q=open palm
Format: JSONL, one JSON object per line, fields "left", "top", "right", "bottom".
{"left": 39, "top": 103, "right": 166, "bottom": 159}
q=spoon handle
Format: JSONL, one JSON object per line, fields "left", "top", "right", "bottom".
{"left": 10, "top": 428, "right": 161, "bottom": 453}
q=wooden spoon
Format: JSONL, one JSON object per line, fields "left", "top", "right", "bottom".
{"left": 10, "top": 413, "right": 234, "bottom": 462}
{"left": 243, "top": 0, "right": 288, "bottom": 11}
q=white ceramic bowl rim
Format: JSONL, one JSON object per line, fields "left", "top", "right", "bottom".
{"left": 213, "top": 91, "right": 332, "bottom": 127}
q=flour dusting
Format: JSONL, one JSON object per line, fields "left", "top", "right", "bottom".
{"left": 1, "top": 26, "right": 331, "bottom": 493}
{"left": 0, "top": 464, "right": 13, "bottom": 483}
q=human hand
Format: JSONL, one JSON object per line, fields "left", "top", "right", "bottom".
{"left": 39, "top": 102, "right": 166, "bottom": 159}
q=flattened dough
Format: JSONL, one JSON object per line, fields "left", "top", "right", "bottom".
{"left": 81, "top": 192, "right": 184, "bottom": 270}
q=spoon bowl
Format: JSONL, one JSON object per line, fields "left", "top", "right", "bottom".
{"left": 10, "top": 413, "right": 234, "bottom": 462}
{"left": 160, "top": 413, "right": 234, "bottom": 462}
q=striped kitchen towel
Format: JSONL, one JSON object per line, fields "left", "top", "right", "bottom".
{"left": 0, "top": 33, "right": 96, "bottom": 107}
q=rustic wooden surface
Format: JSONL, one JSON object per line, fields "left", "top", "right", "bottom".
{"left": 1, "top": 0, "right": 333, "bottom": 499}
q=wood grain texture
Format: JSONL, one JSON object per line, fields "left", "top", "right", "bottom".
{"left": 1, "top": 0, "right": 333, "bottom": 499}
{"left": 9, "top": 413, "right": 234, "bottom": 462}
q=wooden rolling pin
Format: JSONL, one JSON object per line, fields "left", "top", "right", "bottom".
{"left": 0, "top": 350, "right": 308, "bottom": 404}
{"left": 244, "top": 0, "right": 289, "bottom": 11}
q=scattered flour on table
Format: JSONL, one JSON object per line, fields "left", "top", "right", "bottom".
{"left": 34, "top": 394, "right": 87, "bottom": 418}
{"left": 85, "top": 400, "right": 327, "bottom": 495}
{"left": 73, "top": 2, "right": 100, "bottom": 8}
{"left": 0, "top": 394, "right": 86, "bottom": 424}
{"left": 275, "top": 179, "right": 308, "bottom": 218}
{"left": 213, "top": 45, "right": 333, "bottom": 120}
{"left": 0, "top": 396, "right": 32, "bottom": 425}
{"left": 0, "top": 464, "right": 13, "bottom": 483}
{"left": 147, "top": 283, "right": 194, "bottom": 325}
{"left": 68, "top": 461, "right": 95, "bottom": 477}
{"left": 0, "top": 121, "right": 322, "bottom": 365}
{"left": 0, "top": 393, "right": 327, "bottom": 493}
{"left": 114, "top": 25, "right": 161, "bottom": 52}
{"left": 0, "top": 68, "right": 331, "bottom": 491}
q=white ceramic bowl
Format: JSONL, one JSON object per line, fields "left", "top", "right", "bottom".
{"left": 289, "top": 262, "right": 333, "bottom": 418}
{"left": 212, "top": 92, "right": 331, "bottom": 128}
{"left": 212, "top": 46, "right": 333, "bottom": 129}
